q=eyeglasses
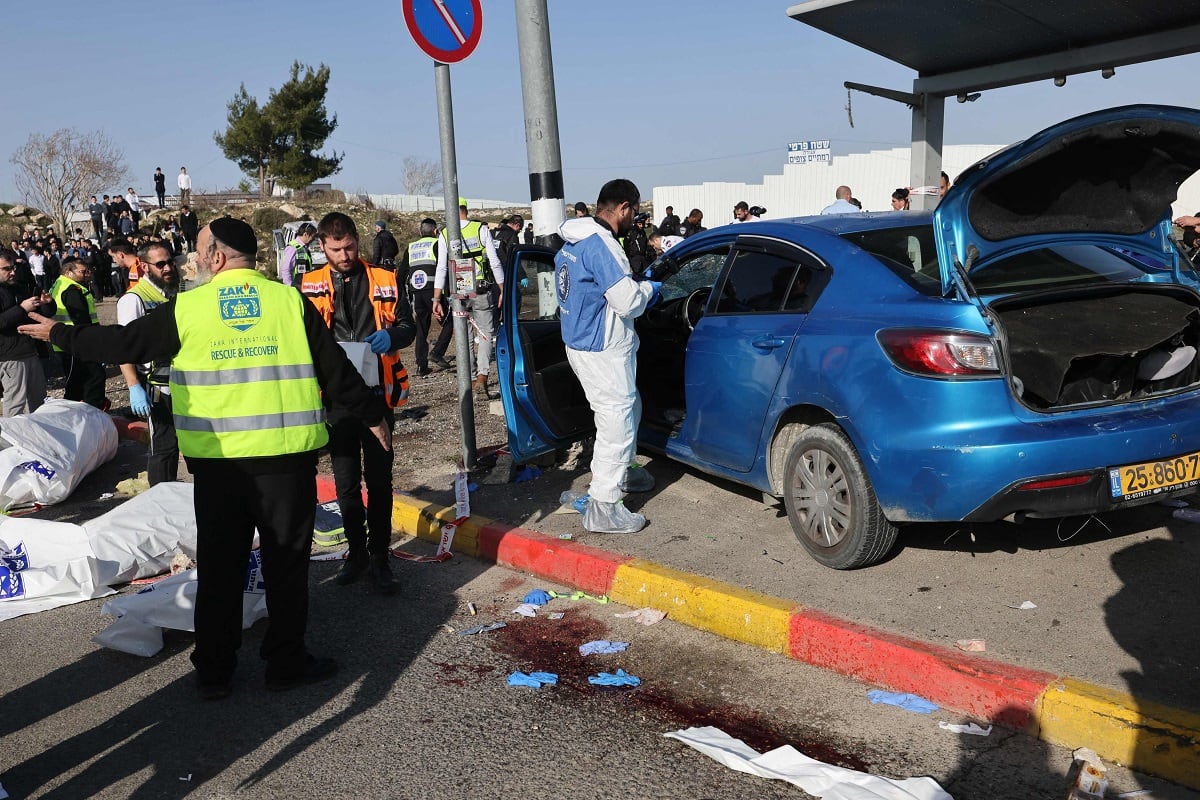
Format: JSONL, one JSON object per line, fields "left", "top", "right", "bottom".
{"left": 149, "top": 259, "right": 172, "bottom": 268}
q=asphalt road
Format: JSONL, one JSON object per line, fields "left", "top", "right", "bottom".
{"left": 429, "top": 441, "right": 1200, "bottom": 717}
{"left": 3, "top": 547, "right": 1196, "bottom": 799}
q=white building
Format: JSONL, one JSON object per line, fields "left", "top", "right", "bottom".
{"left": 653, "top": 144, "right": 1200, "bottom": 223}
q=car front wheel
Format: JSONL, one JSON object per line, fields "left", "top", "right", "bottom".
{"left": 782, "top": 424, "right": 899, "bottom": 569}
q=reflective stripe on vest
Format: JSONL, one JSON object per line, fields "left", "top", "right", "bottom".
{"left": 128, "top": 278, "right": 172, "bottom": 384}
{"left": 299, "top": 262, "right": 409, "bottom": 408}
{"left": 50, "top": 275, "right": 98, "bottom": 353}
{"left": 408, "top": 237, "right": 437, "bottom": 290}
{"left": 289, "top": 239, "right": 313, "bottom": 272}
{"left": 169, "top": 269, "right": 327, "bottom": 459}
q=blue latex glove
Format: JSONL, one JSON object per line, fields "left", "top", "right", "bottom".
{"left": 128, "top": 383, "right": 151, "bottom": 417}
{"left": 645, "top": 280, "right": 663, "bottom": 308}
{"left": 519, "top": 276, "right": 530, "bottom": 289}
{"left": 579, "top": 640, "right": 630, "bottom": 656}
{"left": 507, "top": 671, "right": 543, "bottom": 688}
{"left": 523, "top": 589, "right": 552, "bottom": 606}
{"left": 507, "top": 670, "right": 558, "bottom": 687}
{"left": 365, "top": 330, "right": 392, "bottom": 355}
{"left": 588, "top": 668, "right": 641, "bottom": 687}
{"left": 866, "top": 689, "right": 939, "bottom": 714}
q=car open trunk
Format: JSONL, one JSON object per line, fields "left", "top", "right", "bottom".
{"left": 991, "top": 287, "right": 1200, "bottom": 410}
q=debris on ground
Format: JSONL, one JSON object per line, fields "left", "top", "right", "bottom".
{"left": 954, "top": 639, "right": 986, "bottom": 652}
{"left": 588, "top": 669, "right": 641, "bottom": 687}
{"left": 550, "top": 589, "right": 609, "bottom": 604}
{"left": 115, "top": 471, "right": 151, "bottom": 496}
{"left": 1009, "top": 600, "right": 1037, "bottom": 610}
{"left": 522, "top": 589, "right": 552, "bottom": 606}
{"left": 614, "top": 608, "right": 667, "bottom": 625}
{"left": 665, "top": 726, "right": 952, "bottom": 800}
{"left": 459, "top": 621, "right": 507, "bottom": 636}
{"left": 866, "top": 689, "right": 939, "bottom": 714}
{"left": 937, "top": 721, "right": 992, "bottom": 736}
{"left": 513, "top": 465, "right": 542, "bottom": 483}
{"left": 507, "top": 670, "right": 558, "bottom": 688}
{"left": 579, "top": 640, "right": 629, "bottom": 656}
{"left": 512, "top": 603, "right": 538, "bottom": 617}
{"left": 1066, "top": 747, "right": 1108, "bottom": 799}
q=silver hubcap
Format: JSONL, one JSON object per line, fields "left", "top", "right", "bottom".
{"left": 791, "top": 447, "right": 852, "bottom": 548}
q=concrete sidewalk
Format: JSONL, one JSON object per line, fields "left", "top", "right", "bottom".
{"left": 317, "top": 476, "right": 1200, "bottom": 791}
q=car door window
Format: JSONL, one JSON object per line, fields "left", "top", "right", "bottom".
{"left": 713, "top": 249, "right": 807, "bottom": 313}
{"left": 517, "top": 252, "right": 558, "bottom": 321}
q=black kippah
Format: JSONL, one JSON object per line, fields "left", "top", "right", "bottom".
{"left": 209, "top": 217, "right": 258, "bottom": 258}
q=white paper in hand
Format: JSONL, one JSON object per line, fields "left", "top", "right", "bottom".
{"left": 338, "top": 341, "right": 379, "bottom": 387}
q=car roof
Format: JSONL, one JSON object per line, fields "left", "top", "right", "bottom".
{"left": 677, "top": 212, "right": 934, "bottom": 247}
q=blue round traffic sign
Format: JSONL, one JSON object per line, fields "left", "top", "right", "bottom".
{"left": 403, "top": 0, "right": 483, "bottom": 64}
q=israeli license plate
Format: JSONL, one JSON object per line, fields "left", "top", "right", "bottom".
{"left": 1109, "top": 452, "right": 1200, "bottom": 501}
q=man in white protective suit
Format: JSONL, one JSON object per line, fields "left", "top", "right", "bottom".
{"left": 554, "top": 179, "right": 662, "bottom": 533}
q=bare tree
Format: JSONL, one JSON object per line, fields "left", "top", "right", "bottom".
{"left": 10, "top": 129, "right": 126, "bottom": 237}
{"left": 403, "top": 157, "right": 443, "bottom": 196}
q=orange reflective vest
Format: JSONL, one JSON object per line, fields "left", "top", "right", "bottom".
{"left": 300, "top": 260, "right": 409, "bottom": 408}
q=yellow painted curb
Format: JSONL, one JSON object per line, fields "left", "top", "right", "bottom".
{"left": 1035, "top": 678, "right": 1200, "bottom": 790}
{"left": 390, "top": 494, "right": 486, "bottom": 558}
{"left": 610, "top": 559, "right": 796, "bottom": 653}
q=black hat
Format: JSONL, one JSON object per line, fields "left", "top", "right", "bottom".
{"left": 208, "top": 217, "right": 257, "bottom": 257}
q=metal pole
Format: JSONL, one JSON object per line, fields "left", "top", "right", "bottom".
{"left": 514, "top": 0, "right": 565, "bottom": 250}
{"left": 435, "top": 61, "right": 477, "bottom": 468}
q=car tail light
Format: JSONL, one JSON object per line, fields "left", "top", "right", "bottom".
{"left": 1017, "top": 474, "right": 1093, "bottom": 491}
{"left": 878, "top": 329, "right": 1000, "bottom": 377}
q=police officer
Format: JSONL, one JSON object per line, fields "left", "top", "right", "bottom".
{"left": 432, "top": 198, "right": 505, "bottom": 401}
{"left": 20, "top": 218, "right": 389, "bottom": 699}
{"left": 398, "top": 218, "right": 453, "bottom": 377}
{"left": 281, "top": 223, "right": 316, "bottom": 288}
{"left": 50, "top": 256, "right": 107, "bottom": 409}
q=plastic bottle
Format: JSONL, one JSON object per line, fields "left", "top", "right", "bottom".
{"left": 558, "top": 491, "right": 589, "bottom": 513}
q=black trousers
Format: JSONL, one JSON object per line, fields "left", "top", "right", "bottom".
{"left": 189, "top": 460, "right": 317, "bottom": 681}
{"left": 91, "top": 219, "right": 103, "bottom": 238}
{"left": 62, "top": 354, "right": 107, "bottom": 409}
{"left": 412, "top": 290, "right": 453, "bottom": 369}
{"left": 328, "top": 408, "right": 395, "bottom": 558}
{"left": 147, "top": 387, "right": 179, "bottom": 485}
{"left": 155, "top": 190, "right": 165, "bottom": 208}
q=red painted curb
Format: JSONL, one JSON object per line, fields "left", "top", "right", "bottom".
{"left": 789, "top": 608, "right": 1055, "bottom": 728}
{"left": 476, "top": 520, "right": 630, "bottom": 597}
{"left": 319, "top": 479, "right": 1055, "bottom": 727}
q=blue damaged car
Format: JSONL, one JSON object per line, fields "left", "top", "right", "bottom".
{"left": 496, "top": 105, "right": 1200, "bottom": 568}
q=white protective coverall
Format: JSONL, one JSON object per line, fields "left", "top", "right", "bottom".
{"left": 555, "top": 216, "right": 657, "bottom": 532}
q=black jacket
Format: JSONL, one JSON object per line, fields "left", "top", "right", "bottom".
{"left": 659, "top": 213, "right": 681, "bottom": 237}
{"left": 179, "top": 211, "right": 199, "bottom": 238}
{"left": 0, "top": 283, "right": 54, "bottom": 360}
{"left": 623, "top": 227, "right": 654, "bottom": 277}
{"left": 372, "top": 230, "right": 400, "bottom": 265}
{"left": 493, "top": 225, "right": 519, "bottom": 269}
{"left": 153, "top": 172, "right": 166, "bottom": 193}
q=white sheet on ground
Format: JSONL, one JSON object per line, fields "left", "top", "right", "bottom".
{"left": 0, "top": 482, "right": 197, "bottom": 622}
{"left": 92, "top": 555, "right": 269, "bottom": 657}
{"left": 0, "top": 399, "right": 118, "bottom": 511}
{"left": 664, "top": 726, "right": 952, "bottom": 800}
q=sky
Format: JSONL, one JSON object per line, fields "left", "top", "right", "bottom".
{"left": 4, "top": 1, "right": 1200, "bottom": 208}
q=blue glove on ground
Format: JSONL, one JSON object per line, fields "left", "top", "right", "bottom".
{"left": 523, "top": 589, "right": 552, "bottom": 606}
{"left": 365, "top": 330, "right": 392, "bottom": 354}
{"left": 579, "top": 640, "right": 630, "bottom": 656}
{"left": 507, "top": 670, "right": 558, "bottom": 687}
{"left": 866, "top": 689, "right": 939, "bottom": 714}
{"left": 646, "top": 280, "right": 663, "bottom": 308}
{"left": 128, "top": 384, "right": 151, "bottom": 417}
{"left": 588, "top": 668, "right": 641, "bottom": 687}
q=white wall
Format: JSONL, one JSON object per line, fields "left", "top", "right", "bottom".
{"left": 367, "top": 194, "right": 526, "bottom": 213}
{"left": 652, "top": 145, "right": 1200, "bottom": 223}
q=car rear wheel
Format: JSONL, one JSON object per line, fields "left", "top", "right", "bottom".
{"left": 782, "top": 424, "right": 898, "bottom": 569}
